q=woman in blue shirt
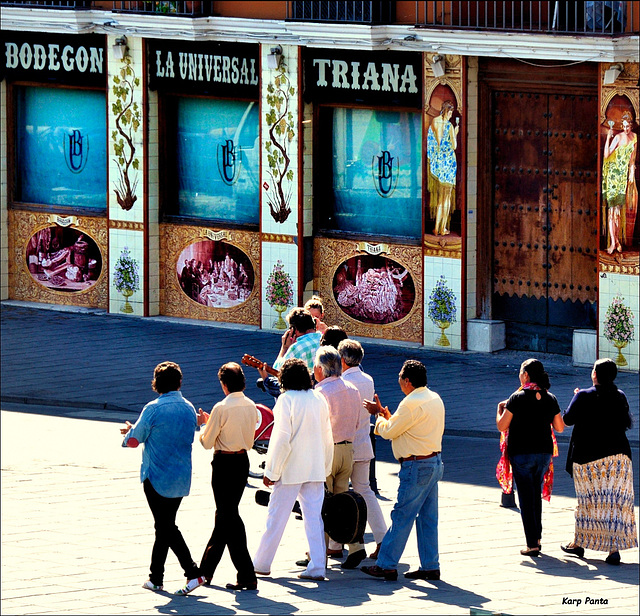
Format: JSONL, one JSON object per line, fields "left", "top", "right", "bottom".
{"left": 121, "top": 361, "right": 207, "bottom": 595}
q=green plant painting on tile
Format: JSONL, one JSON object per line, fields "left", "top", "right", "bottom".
{"left": 264, "top": 57, "right": 295, "bottom": 224}
{"left": 111, "top": 54, "right": 141, "bottom": 211}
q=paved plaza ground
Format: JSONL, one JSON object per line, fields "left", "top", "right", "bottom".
{"left": 1, "top": 301, "right": 639, "bottom": 615}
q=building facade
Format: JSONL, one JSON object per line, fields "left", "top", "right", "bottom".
{"left": 1, "top": 1, "right": 638, "bottom": 370}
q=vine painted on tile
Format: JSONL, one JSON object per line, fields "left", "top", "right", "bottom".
{"left": 264, "top": 58, "right": 295, "bottom": 224}
{"left": 111, "top": 54, "right": 141, "bottom": 211}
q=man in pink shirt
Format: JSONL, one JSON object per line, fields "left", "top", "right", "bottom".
{"left": 313, "top": 346, "right": 361, "bottom": 498}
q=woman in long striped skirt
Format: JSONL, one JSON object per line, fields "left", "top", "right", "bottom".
{"left": 561, "top": 358, "right": 637, "bottom": 565}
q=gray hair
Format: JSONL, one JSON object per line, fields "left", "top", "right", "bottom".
{"left": 338, "top": 339, "right": 364, "bottom": 367}
{"left": 314, "top": 346, "right": 342, "bottom": 378}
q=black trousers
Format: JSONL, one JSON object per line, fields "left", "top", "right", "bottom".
{"left": 143, "top": 479, "right": 200, "bottom": 586}
{"left": 200, "top": 453, "right": 256, "bottom": 584}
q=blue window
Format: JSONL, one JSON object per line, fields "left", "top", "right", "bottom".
{"left": 15, "top": 87, "right": 107, "bottom": 209}
{"left": 173, "top": 98, "right": 260, "bottom": 224}
{"left": 319, "top": 108, "right": 422, "bottom": 239}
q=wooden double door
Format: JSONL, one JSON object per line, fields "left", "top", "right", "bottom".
{"left": 491, "top": 91, "right": 598, "bottom": 354}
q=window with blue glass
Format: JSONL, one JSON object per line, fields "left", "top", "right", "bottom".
{"left": 15, "top": 87, "right": 107, "bottom": 210}
{"left": 165, "top": 97, "right": 260, "bottom": 225}
{"left": 318, "top": 107, "right": 422, "bottom": 239}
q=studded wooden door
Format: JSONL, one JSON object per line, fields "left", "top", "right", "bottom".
{"left": 492, "top": 92, "right": 598, "bottom": 354}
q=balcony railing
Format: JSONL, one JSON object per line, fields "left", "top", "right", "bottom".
{"left": 1, "top": 1, "right": 638, "bottom": 34}
{"left": 412, "top": 1, "right": 637, "bottom": 34}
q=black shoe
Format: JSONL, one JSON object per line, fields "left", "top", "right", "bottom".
{"left": 520, "top": 547, "right": 540, "bottom": 557}
{"left": 560, "top": 544, "right": 585, "bottom": 558}
{"left": 361, "top": 565, "right": 397, "bottom": 581}
{"left": 295, "top": 558, "right": 310, "bottom": 567}
{"left": 404, "top": 569, "right": 440, "bottom": 581}
{"left": 225, "top": 581, "right": 257, "bottom": 591}
{"left": 341, "top": 549, "right": 366, "bottom": 569}
{"left": 605, "top": 551, "right": 621, "bottom": 565}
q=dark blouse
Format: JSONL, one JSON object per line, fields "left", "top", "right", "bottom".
{"left": 505, "top": 389, "right": 561, "bottom": 456}
{"left": 563, "top": 385, "right": 632, "bottom": 466}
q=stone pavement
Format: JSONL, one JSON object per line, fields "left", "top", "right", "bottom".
{"left": 1, "top": 301, "right": 639, "bottom": 615}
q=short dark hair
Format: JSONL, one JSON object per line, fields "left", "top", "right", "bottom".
{"left": 279, "top": 358, "right": 313, "bottom": 391}
{"left": 218, "top": 362, "right": 246, "bottom": 393}
{"left": 521, "top": 358, "right": 550, "bottom": 390}
{"left": 338, "top": 339, "right": 363, "bottom": 367}
{"left": 400, "top": 360, "right": 427, "bottom": 388}
{"left": 594, "top": 358, "right": 617, "bottom": 386}
{"left": 320, "top": 325, "right": 348, "bottom": 349}
{"left": 287, "top": 307, "right": 316, "bottom": 334}
{"left": 152, "top": 361, "right": 182, "bottom": 394}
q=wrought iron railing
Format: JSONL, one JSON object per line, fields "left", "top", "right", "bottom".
{"left": 412, "top": 1, "right": 637, "bottom": 34}
{"left": 288, "top": 1, "right": 394, "bottom": 24}
{"left": 1, "top": 1, "right": 638, "bottom": 34}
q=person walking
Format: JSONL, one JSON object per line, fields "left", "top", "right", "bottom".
{"left": 496, "top": 358, "right": 565, "bottom": 557}
{"left": 253, "top": 358, "right": 334, "bottom": 581}
{"left": 361, "top": 359, "right": 445, "bottom": 581}
{"left": 198, "top": 362, "right": 259, "bottom": 590}
{"left": 120, "top": 361, "right": 207, "bottom": 595}
{"left": 561, "top": 358, "right": 638, "bottom": 565}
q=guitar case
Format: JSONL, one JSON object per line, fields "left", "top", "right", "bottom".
{"left": 255, "top": 488, "right": 367, "bottom": 544}
{"left": 322, "top": 489, "right": 367, "bottom": 545}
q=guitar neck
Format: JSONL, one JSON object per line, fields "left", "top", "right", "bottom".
{"left": 242, "top": 354, "right": 279, "bottom": 377}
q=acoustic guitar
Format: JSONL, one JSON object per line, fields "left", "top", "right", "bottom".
{"left": 241, "top": 354, "right": 279, "bottom": 377}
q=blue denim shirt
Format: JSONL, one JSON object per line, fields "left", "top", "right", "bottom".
{"left": 122, "top": 391, "right": 198, "bottom": 498}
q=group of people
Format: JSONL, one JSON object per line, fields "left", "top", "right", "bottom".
{"left": 179, "top": 253, "right": 251, "bottom": 306}
{"left": 120, "top": 296, "right": 636, "bottom": 596}
{"left": 496, "top": 357, "right": 637, "bottom": 564}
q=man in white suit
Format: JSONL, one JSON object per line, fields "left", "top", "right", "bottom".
{"left": 253, "top": 358, "right": 334, "bottom": 581}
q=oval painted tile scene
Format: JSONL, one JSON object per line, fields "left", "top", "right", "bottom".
{"left": 333, "top": 255, "right": 415, "bottom": 325}
{"left": 26, "top": 226, "right": 102, "bottom": 293}
{"left": 177, "top": 240, "right": 254, "bottom": 308}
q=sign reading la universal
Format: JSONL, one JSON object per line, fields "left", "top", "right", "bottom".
{"left": 1, "top": 32, "right": 106, "bottom": 87}
{"left": 303, "top": 48, "right": 421, "bottom": 107}
{"left": 148, "top": 39, "right": 259, "bottom": 98}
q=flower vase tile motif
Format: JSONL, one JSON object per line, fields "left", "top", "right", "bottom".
{"left": 423, "top": 256, "right": 462, "bottom": 350}
{"left": 113, "top": 246, "right": 141, "bottom": 314}
{"left": 428, "top": 275, "right": 457, "bottom": 347}
{"left": 265, "top": 259, "right": 294, "bottom": 329}
{"left": 604, "top": 295, "right": 636, "bottom": 367}
{"left": 260, "top": 45, "right": 299, "bottom": 237}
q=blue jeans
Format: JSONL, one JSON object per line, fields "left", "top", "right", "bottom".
{"left": 376, "top": 455, "right": 444, "bottom": 571}
{"left": 510, "top": 453, "right": 551, "bottom": 549}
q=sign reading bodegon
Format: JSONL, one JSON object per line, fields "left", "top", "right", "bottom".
{"left": 147, "top": 40, "right": 259, "bottom": 98}
{"left": 303, "top": 49, "right": 421, "bottom": 107}
{"left": 1, "top": 32, "right": 106, "bottom": 87}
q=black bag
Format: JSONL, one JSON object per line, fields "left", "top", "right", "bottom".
{"left": 565, "top": 436, "right": 575, "bottom": 478}
{"left": 322, "top": 489, "right": 367, "bottom": 545}
{"left": 255, "top": 488, "right": 368, "bottom": 544}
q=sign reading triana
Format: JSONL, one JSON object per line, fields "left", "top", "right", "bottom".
{"left": 303, "top": 49, "right": 421, "bottom": 107}
{"left": 147, "top": 40, "right": 259, "bottom": 97}
{"left": 1, "top": 32, "right": 106, "bottom": 86}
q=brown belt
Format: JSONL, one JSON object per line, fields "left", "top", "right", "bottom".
{"left": 214, "top": 449, "right": 247, "bottom": 455}
{"left": 399, "top": 452, "right": 440, "bottom": 464}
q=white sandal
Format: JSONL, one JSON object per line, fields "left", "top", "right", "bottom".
{"left": 174, "top": 576, "right": 205, "bottom": 596}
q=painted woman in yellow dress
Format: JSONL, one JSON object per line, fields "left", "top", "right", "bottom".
{"left": 602, "top": 112, "right": 638, "bottom": 254}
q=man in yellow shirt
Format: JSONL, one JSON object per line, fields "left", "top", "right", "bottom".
{"left": 199, "top": 362, "right": 260, "bottom": 591}
{"left": 361, "top": 360, "right": 445, "bottom": 582}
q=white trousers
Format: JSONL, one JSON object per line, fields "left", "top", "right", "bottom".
{"left": 253, "top": 480, "right": 326, "bottom": 578}
{"left": 328, "top": 460, "right": 388, "bottom": 553}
